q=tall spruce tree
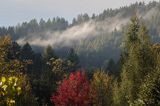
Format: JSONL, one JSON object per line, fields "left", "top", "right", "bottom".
{"left": 67, "top": 48, "right": 79, "bottom": 71}
{"left": 43, "top": 45, "right": 57, "bottom": 62}
{"left": 21, "top": 42, "right": 34, "bottom": 60}
{"left": 8, "top": 42, "right": 21, "bottom": 60}
{"left": 117, "top": 15, "right": 154, "bottom": 105}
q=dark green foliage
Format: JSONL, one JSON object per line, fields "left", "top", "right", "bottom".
{"left": 8, "top": 42, "right": 21, "bottom": 60}
{"left": 31, "top": 70, "right": 55, "bottom": 106}
{"left": 16, "top": 92, "right": 38, "bottom": 106}
{"left": 43, "top": 45, "right": 57, "bottom": 62}
{"left": 21, "top": 43, "right": 34, "bottom": 60}
{"left": 106, "top": 59, "right": 116, "bottom": 75}
{"left": 67, "top": 48, "right": 80, "bottom": 71}
{"left": 33, "top": 53, "right": 43, "bottom": 72}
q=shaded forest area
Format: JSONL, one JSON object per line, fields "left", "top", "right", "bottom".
{"left": 1, "top": 1, "right": 160, "bottom": 106}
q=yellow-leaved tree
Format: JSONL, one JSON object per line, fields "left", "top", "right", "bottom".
{"left": 0, "top": 36, "right": 37, "bottom": 106}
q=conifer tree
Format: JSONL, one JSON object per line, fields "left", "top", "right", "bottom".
{"left": 43, "top": 45, "right": 57, "bottom": 62}
{"left": 136, "top": 45, "right": 160, "bottom": 105}
{"left": 21, "top": 42, "right": 34, "bottom": 60}
{"left": 67, "top": 48, "right": 79, "bottom": 71}
{"left": 118, "top": 15, "right": 154, "bottom": 105}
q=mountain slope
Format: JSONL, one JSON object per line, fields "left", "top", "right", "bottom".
{"left": 0, "top": 1, "right": 160, "bottom": 68}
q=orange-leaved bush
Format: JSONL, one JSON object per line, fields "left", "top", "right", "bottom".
{"left": 51, "top": 70, "right": 94, "bottom": 106}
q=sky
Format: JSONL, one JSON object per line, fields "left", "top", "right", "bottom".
{"left": 0, "top": 0, "right": 159, "bottom": 27}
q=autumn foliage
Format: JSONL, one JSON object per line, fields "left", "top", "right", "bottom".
{"left": 51, "top": 71, "right": 93, "bottom": 106}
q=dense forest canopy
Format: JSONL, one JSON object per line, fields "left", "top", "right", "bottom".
{"left": 1, "top": 15, "right": 160, "bottom": 106}
{"left": 1, "top": 1, "right": 160, "bottom": 106}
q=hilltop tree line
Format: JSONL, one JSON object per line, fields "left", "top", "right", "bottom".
{"left": 0, "top": 1, "right": 160, "bottom": 70}
{"left": 1, "top": 15, "right": 160, "bottom": 106}
{"left": 0, "top": 1, "right": 159, "bottom": 39}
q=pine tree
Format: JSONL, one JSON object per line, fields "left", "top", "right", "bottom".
{"left": 67, "top": 48, "right": 79, "bottom": 72}
{"left": 43, "top": 45, "right": 57, "bottom": 62}
{"left": 21, "top": 42, "right": 34, "bottom": 60}
{"left": 8, "top": 42, "right": 21, "bottom": 60}
{"left": 106, "top": 59, "right": 116, "bottom": 75}
{"left": 118, "top": 15, "right": 154, "bottom": 105}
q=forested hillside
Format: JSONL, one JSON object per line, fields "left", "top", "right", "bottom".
{"left": 1, "top": 15, "right": 160, "bottom": 106}
{"left": 0, "top": 1, "right": 160, "bottom": 69}
{"left": 1, "top": 1, "right": 160, "bottom": 106}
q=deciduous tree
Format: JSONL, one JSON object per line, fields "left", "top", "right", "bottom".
{"left": 51, "top": 71, "right": 93, "bottom": 106}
